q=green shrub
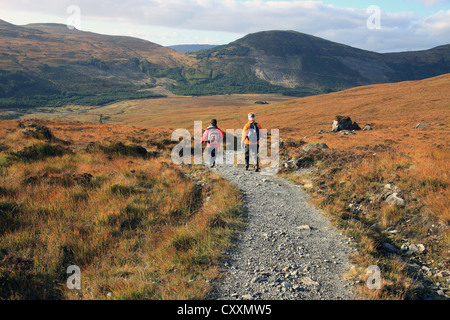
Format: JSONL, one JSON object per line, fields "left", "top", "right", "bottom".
{"left": 11, "top": 143, "right": 71, "bottom": 163}
{"left": 109, "top": 184, "right": 137, "bottom": 196}
{"left": 87, "top": 141, "right": 159, "bottom": 159}
{"left": 0, "top": 200, "right": 21, "bottom": 234}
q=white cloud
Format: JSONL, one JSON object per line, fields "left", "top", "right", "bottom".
{"left": 415, "top": 9, "right": 450, "bottom": 36}
{"left": 0, "top": 0, "right": 448, "bottom": 52}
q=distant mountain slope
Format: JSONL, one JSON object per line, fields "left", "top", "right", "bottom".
{"left": 382, "top": 44, "right": 450, "bottom": 82}
{"left": 181, "top": 30, "right": 450, "bottom": 96}
{"left": 1, "top": 20, "right": 190, "bottom": 70}
{"left": 168, "top": 44, "right": 219, "bottom": 53}
{"left": 255, "top": 72, "right": 450, "bottom": 135}
{"left": 1, "top": 20, "right": 449, "bottom": 108}
{"left": 0, "top": 19, "right": 197, "bottom": 109}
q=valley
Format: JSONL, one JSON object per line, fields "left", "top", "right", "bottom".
{"left": 1, "top": 73, "right": 449, "bottom": 300}
{"left": 0, "top": 16, "right": 449, "bottom": 301}
{"left": 18, "top": 93, "right": 294, "bottom": 128}
{"left": 1, "top": 19, "right": 449, "bottom": 110}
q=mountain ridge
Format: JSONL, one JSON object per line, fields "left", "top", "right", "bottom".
{"left": 189, "top": 30, "right": 450, "bottom": 94}
{"left": 0, "top": 19, "right": 198, "bottom": 109}
{"left": 0, "top": 19, "right": 449, "bottom": 108}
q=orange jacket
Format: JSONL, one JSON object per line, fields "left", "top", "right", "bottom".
{"left": 241, "top": 120, "right": 262, "bottom": 145}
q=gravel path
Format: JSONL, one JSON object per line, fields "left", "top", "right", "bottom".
{"left": 207, "top": 161, "right": 357, "bottom": 300}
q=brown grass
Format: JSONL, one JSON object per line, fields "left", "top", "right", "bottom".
{"left": 273, "top": 74, "right": 449, "bottom": 299}
{"left": 0, "top": 119, "right": 244, "bottom": 299}
{"left": 3, "top": 73, "right": 450, "bottom": 300}
{"left": 21, "top": 93, "right": 294, "bottom": 129}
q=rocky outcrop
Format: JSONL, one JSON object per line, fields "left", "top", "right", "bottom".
{"left": 302, "top": 142, "right": 329, "bottom": 151}
{"left": 331, "top": 116, "right": 361, "bottom": 132}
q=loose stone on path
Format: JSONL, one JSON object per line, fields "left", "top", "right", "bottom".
{"left": 207, "top": 160, "right": 356, "bottom": 300}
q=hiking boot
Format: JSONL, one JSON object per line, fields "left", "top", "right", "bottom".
{"left": 245, "top": 166, "right": 249, "bottom": 171}
{"left": 210, "top": 163, "right": 215, "bottom": 168}
{"left": 255, "top": 167, "right": 260, "bottom": 172}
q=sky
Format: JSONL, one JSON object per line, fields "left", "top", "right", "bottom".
{"left": 0, "top": 0, "right": 449, "bottom": 53}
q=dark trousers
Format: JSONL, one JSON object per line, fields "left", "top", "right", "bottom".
{"left": 245, "top": 144, "right": 259, "bottom": 168}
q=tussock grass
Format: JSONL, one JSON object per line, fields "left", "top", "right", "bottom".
{"left": 273, "top": 74, "right": 450, "bottom": 300}
{"left": 0, "top": 120, "right": 245, "bottom": 300}
{"left": 280, "top": 143, "right": 449, "bottom": 299}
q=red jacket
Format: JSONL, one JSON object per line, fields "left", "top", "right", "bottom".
{"left": 202, "top": 126, "right": 224, "bottom": 148}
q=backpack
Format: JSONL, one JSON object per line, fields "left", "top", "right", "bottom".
{"left": 207, "top": 126, "right": 221, "bottom": 148}
{"left": 247, "top": 122, "right": 260, "bottom": 143}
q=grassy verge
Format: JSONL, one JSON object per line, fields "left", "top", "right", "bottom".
{"left": 0, "top": 120, "right": 245, "bottom": 299}
{"left": 278, "top": 143, "right": 449, "bottom": 299}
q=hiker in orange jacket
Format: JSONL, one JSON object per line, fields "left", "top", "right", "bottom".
{"left": 241, "top": 112, "right": 263, "bottom": 172}
{"left": 202, "top": 119, "right": 224, "bottom": 168}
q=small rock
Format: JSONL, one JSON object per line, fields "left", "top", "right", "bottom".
{"left": 407, "top": 244, "right": 426, "bottom": 255}
{"left": 416, "top": 244, "right": 426, "bottom": 253}
{"left": 436, "top": 271, "right": 450, "bottom": 278}
{"left": 381, "top": 242, "right": 399, "bottom": 254}
{"left": 284, "top": 161, "right": 295, "bottom": 169}
{"left": 301, "top": 277, "right": 319, "bottom": 286}
{"left": 406, "top": 263, "right": 421, "bottom": 274}
{"left": 385, "top": 193, "right": 406, "bottom": 207}
{"left": 340, "top": 130, "right": 356, "bottom": 135}
{"left": 414, "top": 123, "right": 430, "bottom": 129}
{"left": 281, "top": 281, "right": 293, "bottom": 289}
{"left": 297, "top": 225, "right": 311, "bottom": 231}
{"left": 349, "top": 203, "right": 363, "bottom": 214}
{"left": 242, "top": 294, "right": 253, "bottom": 300}
{"left": 302, "top": 142, "right": 328, "bottom": 152}
{"left": 421, "top": 266, "right": 431, "bottom": 275}
{"left": 362, "top": 124, "right": 373, "bottom": 131}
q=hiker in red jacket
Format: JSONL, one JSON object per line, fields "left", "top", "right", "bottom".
{"left": 202, "top": 119, "right": 225, "bottom": 168}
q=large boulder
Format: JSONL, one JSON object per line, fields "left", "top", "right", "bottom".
{"left": 332, "top": 115, "right": 361, "bottom": 132}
